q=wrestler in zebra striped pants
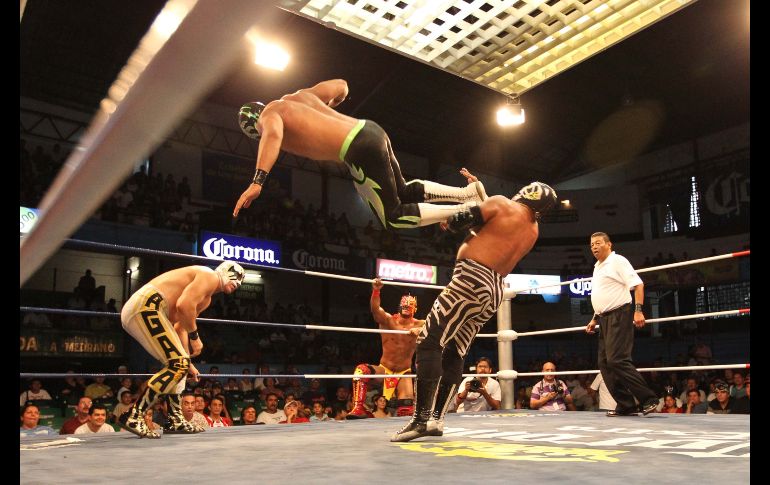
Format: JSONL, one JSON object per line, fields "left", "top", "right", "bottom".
{"left": 392, "top": 258, "right": 504, "bottom": 441}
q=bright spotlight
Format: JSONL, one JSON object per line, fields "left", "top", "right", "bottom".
{"left": 496, "top": 97, "right": 525, "bottom": 126}
{"left": 254, "top": 40, "right": 290, "bottom": 71}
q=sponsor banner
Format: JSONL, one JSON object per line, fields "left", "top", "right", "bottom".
{"left": 377, "top": 258, "right": 437, "bottom": 284}
{"left": 567, "top": 275, "right": 593, "bottom": 297}
{"left": 285, "top": 245, "right": 366, "bottom": 274}
{"left": 20, "top": 330, "right": 124, "bottom": 357}
{"left": 199, "top": 231, "right": 281, "bottom": 267}
{"left": 20, "top": 206, "right": 39, "bottom": 234}
{"left": 201, "top": 151, "right": 292, "bottom": 203}
{"left": 504, "top": 274, "right": 561, "bottom": 295}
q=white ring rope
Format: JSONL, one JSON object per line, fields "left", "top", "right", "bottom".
{"left": 476, "top": 308, "right": 749, "bottom": 338}
{"left": 19, "top": 307, "right": 414, "bottom": 335}
{"left": 20, "top": 363, "right": 749, "bottom": 381}
{"left": 508, "top": 250, "right": 750, "bottom": 294}
{"left": 19, "top": 306, "right": 749, "bottom": 339}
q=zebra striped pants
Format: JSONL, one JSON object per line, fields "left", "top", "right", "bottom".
{"left": 416, "top": 259, "right": 504, "bottom": 382}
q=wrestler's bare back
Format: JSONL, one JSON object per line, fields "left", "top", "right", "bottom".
{"left": 259, "top": 90, "right": 359, "bottom": 162}
{"left": 146, "top": 266, "right": 214, "bottom": 322}
{"left": 458, "top": 196, "right": 539, "bottom": 276}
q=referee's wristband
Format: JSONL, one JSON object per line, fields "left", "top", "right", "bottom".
{"left": 188, "top": 330, "right": 199, "bottom": 341}
{"left": 634, "top": 303, "right": 643, "bottom": 312}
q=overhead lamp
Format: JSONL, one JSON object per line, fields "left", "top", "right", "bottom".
{"left": 246, "top": 28, "right": 290, "bottom": 71}
{"left": 496, "top": 95, "right": 525, "bottom": 126}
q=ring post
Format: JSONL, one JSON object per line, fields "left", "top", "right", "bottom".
{"left": 497, "top": 296, "right": 514, "bottom": 409}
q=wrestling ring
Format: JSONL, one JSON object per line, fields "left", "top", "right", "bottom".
{"left": 20, "top": 241, "right": 750, "bottom": 484}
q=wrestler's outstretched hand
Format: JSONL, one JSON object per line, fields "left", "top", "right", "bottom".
{"left": 460, "top": 167, "right": 478, "bottom": 183}
{"left": 233, "top": 183, "right": 263, "bottom": 217}
{"left": 188, "top": 363, "right": 201, "bottom": 383}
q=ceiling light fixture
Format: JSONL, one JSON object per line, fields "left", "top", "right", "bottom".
{"left": 496, "top": 95, "right": 525, "bottom": 127}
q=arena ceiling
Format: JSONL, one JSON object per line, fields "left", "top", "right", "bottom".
{"left": 20, "top": 0, "right": 749, "bottom": 184}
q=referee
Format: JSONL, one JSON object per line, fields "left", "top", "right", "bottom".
{"left": 585, "top": 232, "right": 658, "bottom": 417}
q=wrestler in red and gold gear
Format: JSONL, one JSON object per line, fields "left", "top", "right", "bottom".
{"left": 348, "top": 278, "right": 425, "bottom": 419}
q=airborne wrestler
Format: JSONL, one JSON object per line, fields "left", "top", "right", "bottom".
{"left": 233, "top": 79, "right": 487, "bottom": 228}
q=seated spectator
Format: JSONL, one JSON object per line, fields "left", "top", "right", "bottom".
{"left": 678, "top": 377, "right": 706, "bottom": 404}
{"left": 111, "top": 390, "right": 134, "bottom": 424}
{"left": 658, "top": 394, "right": 683, "bottom": 414}
{"left": 20, "top": 404, "right": 58, "bottom": 439}
{"left": 569, "top": 375, "right": 596, "bottom": 411}
{"left": 194, "top": 394, "right": 208, "bottom": 416}
{"left": 371, "top": 395, "right": 391, "bottom": 418}
{"left": 144, "top": 408, "right": 163, "bottom": 435}
{"left": 300, "top": 378, "right": 326, "bottom": 407}
{"left": 204, "top": 396, "right": 232, "bottom": 427}
{"left": 730, "top": 371, "right": 747, "bottom": 399}
{"left": 732, "top": 377, "right": 750, "bottom": 414}
{"left": 59, "top": 397, "right": 92, "bottom": 435}
{"left": 332, "top": 407, "right": 348, "bottom": 421}
{"left": 529, "top": 362, "right": 575, "bottom": 411}
{"left": 707, "top": 382, "right": 739, "bottom": 414}
{"left": 240, "top": 405, "right": 259, "bottom": 425}
{"left": 684, "top": 389, "right": 708, "bottom": 414}
{"left": 259, "top": 377, "right": 284, "bottom": 400}
{"left": 514, "top": 387, "right": 530, "bottom": 410}
{"left": 257, "top": 393, "right": 285, "bottom": 425}
{"left": 84, "top": 376, "right": 114, "bottom": 402}
{"left": 20, "top": 379, "right": 53, "bottom": 407}
{"left": 74, "top": 403, "right": 115, "bottom": 434}
{"left": 56, "top": 371, "right": 85, "bottom": 406}
{"left": 456, "top": 357, "right": 502, "bottom": 412}
{"left": 239, "top": 368, "right": 254, "bottom": 394}
{"left": 223, "top": 377, "right": 239, "bottom": 392}
{"left": 181, "top": 392, "right": 209, "bottom": 429}
{"left": 280, "top": 400, "right": 309, "bottom": 424}
{"left": 115, "top": 377, "right": 134, "bottom": 402}
{"left": 308, "top": 401, "right": 330, "bottom": 422}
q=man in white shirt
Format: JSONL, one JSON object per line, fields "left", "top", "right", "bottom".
{"left": 590, "top": 373, "right": 617, "bottom": 412}
{"left": 74, "top": 403, "right": 115, "bottom": 434}
{"left": 585, "top": 232, "right": 657, "bottom": 417}
{"left": 257, "top": 393, "right": 286, "bottom": 424}
{"left": 456, "top": 357, "right": 501, "bottom": 412}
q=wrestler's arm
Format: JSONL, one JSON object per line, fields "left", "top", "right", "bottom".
{"left": 632, "top": 282, "right": 646, "bottom": 328}
{"left": 443, "top": 195, "right": 503, "bottom": 233}
{"left": 233, "top": 109, "right": 284, "bottom": 217}
{"left": 370, "top": 279, "right": 391, "bottom": 328}
{"left": 173, "top": 322, "right": 201, "bottom": 380}
{"left": 459, "top": 167, "right": 478, "bottom": 183}
{"left": 408, "top": 319, "right": 426, "bottom": 336}
{"left": 176, "top": 270, "right": 218, "bottom": 333}
{"left": 305, "top": 79, "right": 349, "bottom": 107}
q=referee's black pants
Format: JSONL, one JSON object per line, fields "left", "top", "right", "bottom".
{"left": 597, "top": 303, "right": 657, "bottom": 412}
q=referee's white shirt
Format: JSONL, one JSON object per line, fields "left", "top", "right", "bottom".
{"left": 591, "top": 251, "right": 643, "bottom": 314}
